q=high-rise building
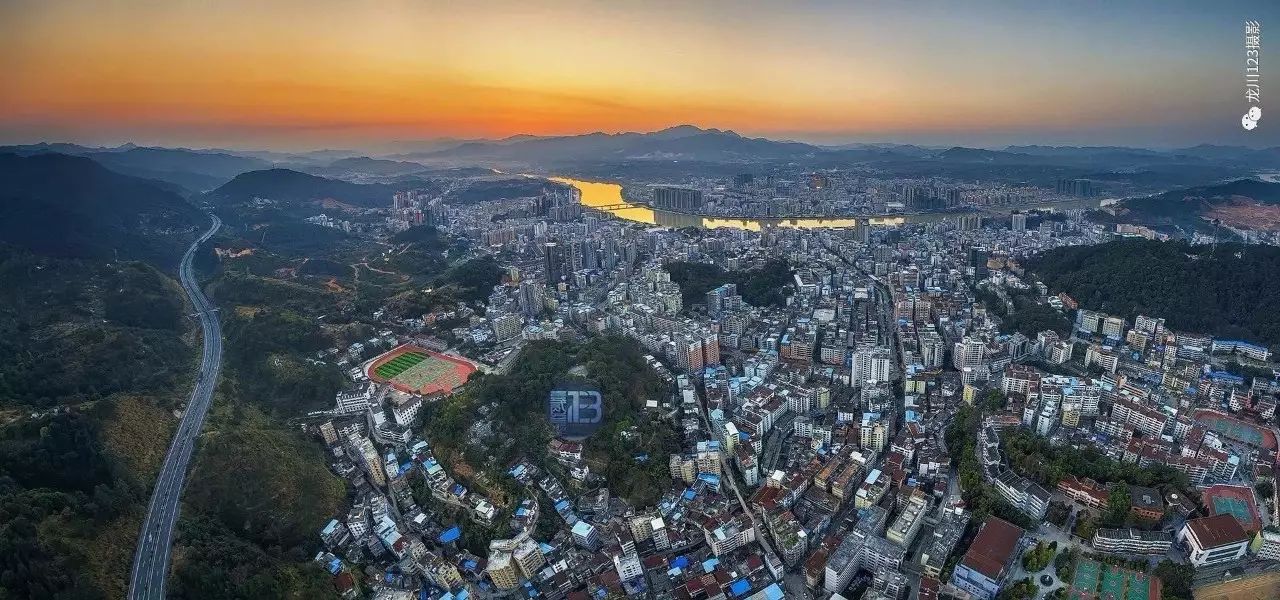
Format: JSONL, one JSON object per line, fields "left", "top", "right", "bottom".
{"left": 491, "top": 314, "right": 523, "bottom": 342}
{"left": 486, "top": 551, "right": 520, "bottom": 590}
{"left": 611, "top": 534, "right": 644, "bottom": 582}
{"left": 543, "top": 241, "right": 567, "bottom": 286}
{"left": 852, "top": 347, "right": 893, "bottom": 385}
{"left": 1056, "top": 178, "right": 1096, "bottom": 197}
{"left": 651, "top": 186, "right": 704, "bottom": 211}
{"left": 512, "top": 538, "right": 545, "bottom": 579}
{"left": 1011, "top": 213, "right": 1027, "bottom": 232}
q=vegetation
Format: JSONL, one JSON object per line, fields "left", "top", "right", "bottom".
{"left": 1113, "top": 179, "right": 1280, "bottom": 231}
{"left": 0, "top": 411, "right": 151, "bottom": 600}
{"left": 1001, "top": 428, "right": 1190, "bottom": 494}
{"left": 242, "top": 221, "right": 352, "bottom": 258}
{"left": 1102, "top": 483, "right": 1131, "bottom": 527}
{"left": 221, "top": 308, "right": 345, "bottom": 416}
{"left": 0, "top": 152, "right": 204, "bottom": 267}
{"left": 1054, "top": 547, "right": 1077, "bottom": 581}
{"left": 206, "top": 168, "right": 399, "bottom": 208}
{"left": 1153, "top": 559, "right": 1193, "bottom": 600}
{"left": 1029, "top": 238, "right": 1280, "bottom": 348}
{"left": 206, "top": 270, "right": 340, "bottom": 315}
{"left": 448, "top": 178, "right": 564, "bottom": 205}
{"left": 170, "top": 516, "right": 340, "bottom": 600}
{"left": 435, "top": 256, "right": 504, "bottom": 306}
{"left": 1257, "top": 480, "right": 1275, "bottom": 501}
{"left": 1073, "top": 512, "right": 1098, "bottom": 541}
{"left": 0, "top": 251, "right": 194, "bottom": 408}
{"left": 1045, "top": 501, "right": 1072, "bottom": 528}
{"left": 0, "top": 241, "right": 202, "bottom": 600}
{"left": 977, "top": 286, "right": 1072, "bottom": 338}
{"left": 181, "top": 405, "right": 346, "bottom": 556}
{"left": 1021, "top": 540, "right": 1056, "bottom": 573}
{"left": 996, "top": 578, "right": 1039, "bottom": 600}
{"left": 664, "top": 259, "right": 794, "bottom": 309}
{"left": 426, "top": 336, "right": 676, "bottom": 506}
{"left": 945, "top": 404, "right": 1035, "bottom": 529}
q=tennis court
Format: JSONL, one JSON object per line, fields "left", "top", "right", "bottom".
{"left": 1068, "top": 559, "right": 1160, "bottom": 600}
{"left": 1125, "top": 571, "right": 1155, "bottom": 600}
{"left": 1212, "top": 496, "right": 1251, "bottom": 525}
{"left": 1070, "top": 558, "right": 1102, "bottom": 599}
{"left": 1099, "top": 568, "right": 1125, "bottom": 600}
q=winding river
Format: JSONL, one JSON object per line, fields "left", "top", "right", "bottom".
{"left": 550, "top": 176, "right": 1100, "bottom": 231}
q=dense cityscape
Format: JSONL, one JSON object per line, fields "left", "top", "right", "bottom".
{"left": 3, "top": 3, "right": 1280, "bottom": 600}
{"left": 270, "top": 162, "right": 1280, "bottom": 600}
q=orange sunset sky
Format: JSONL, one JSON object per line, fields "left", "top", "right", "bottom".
{"left": 1, "top": 0, "right": 1274, "bottom": 149}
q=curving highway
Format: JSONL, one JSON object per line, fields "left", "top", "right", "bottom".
{"left": 128, "top": 214, "right": 223, "bottom": 600}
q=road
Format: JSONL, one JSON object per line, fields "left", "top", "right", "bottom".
{"left": 128, "top": 215, "right": 224, "bottom": 600}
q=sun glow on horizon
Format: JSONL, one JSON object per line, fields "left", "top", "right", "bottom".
{"left": 0, "top": 0, "right": 1270, "bottom": 149}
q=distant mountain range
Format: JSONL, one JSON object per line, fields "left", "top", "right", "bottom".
{"left": 0, "top": 153, "right": 205, "bottom": 266}
{"left": 415, "top": 125, "right": 821, "bottom": 164}
{"left": 6, "top": 128, "right": 1279, "bottom": 188}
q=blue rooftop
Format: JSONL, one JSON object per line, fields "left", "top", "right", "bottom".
{"left": 438, "top": 526, "right": 461, "bottom": 544}
{"left": 729, "top": 579, "right": 751, "bottom": 597}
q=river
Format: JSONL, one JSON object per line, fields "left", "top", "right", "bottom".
{"left": 549, "top": 176, "right": 1101, "bottom": 231}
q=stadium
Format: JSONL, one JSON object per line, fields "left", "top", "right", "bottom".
{"left": 366, "top": 344, "right": 477, "bottom": 396}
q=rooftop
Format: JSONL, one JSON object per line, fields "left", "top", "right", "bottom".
{"left": 960, "top": 516, "right": 1023, "bottom": 581}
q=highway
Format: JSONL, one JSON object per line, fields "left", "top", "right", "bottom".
{"left": 128, "top": 215, "right": 223, "bottom": 600}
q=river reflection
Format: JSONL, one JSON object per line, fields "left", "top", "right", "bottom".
{"left": 549, "top": 176, "right": 1097, "bottom": 231}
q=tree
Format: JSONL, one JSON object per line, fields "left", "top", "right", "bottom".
{"left": 1073, "top": 513, "right": 1098, "bottom": 541}
{"left": 1153, "top": 560, "right": 1193, "bottom": 600}
{"left": 1256, "top": 480, "right": 1275, "bottom": 501}
{"left": 984, "top": 389, "right": 1008, "bottom": 412}
{"left": 1055, "top": 548, "right": 1076, "bottom": 581}
{"left": 1103, "top": 483, "right": 1131, "bottom": 527}
{"left": 1021, "top": 541, "right": 1055, "bottom": 572}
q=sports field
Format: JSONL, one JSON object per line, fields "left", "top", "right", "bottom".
{"left": 1194, "top": 409, "right": 1277, "bottom": 449}
{"left": 368, "top": 345, "right": 476, "bottom": 396}
{"left": 374, "top": 351, "right": 428, "bottom": 379}
{"left": 1068, "top": 559, "right": 1160, "bottom": 600}
{"left": 1202, "top": 484, "right": 1263, "bottom": 532}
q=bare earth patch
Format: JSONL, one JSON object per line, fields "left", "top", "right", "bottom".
{"left": 1204, "top": 197, "right": 1280, "bottom": 231}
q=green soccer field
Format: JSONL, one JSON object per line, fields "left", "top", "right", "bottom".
{"left": 375, "top": 351, "right": 427, "bottom": 379}
{"left": 391, "top": 355, "right": 458, "bottom": 390}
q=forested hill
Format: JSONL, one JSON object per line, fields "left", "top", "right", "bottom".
{"left": 206, "top": 168, "right": 398, "bottom": 208}
{"left": 0, "top": 152, "right": 205, "bottom": 267}
{"left": 1109, "top": 178, "right": 1280, "bottom": 231}
{"left": 1027, "top": 238, "right": 1280, "bottom": 348}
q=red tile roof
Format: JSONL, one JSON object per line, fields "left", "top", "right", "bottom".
{"left": 960, "top": 516, "right": 1023, "bottom": 581}
{"left": 1184, "top": 513, "right": 1249, "bottom": 548}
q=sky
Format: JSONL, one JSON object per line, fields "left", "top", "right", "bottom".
{"left": 1, "top": 0, "right": 1277, "bottom": 150}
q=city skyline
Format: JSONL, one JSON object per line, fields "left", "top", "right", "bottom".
{"left": 3, "top": 0, "right": 1277, "bottom": 150}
